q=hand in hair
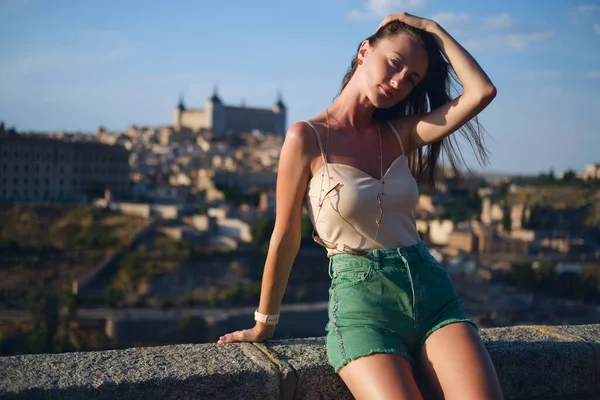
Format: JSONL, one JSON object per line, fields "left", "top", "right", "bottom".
{"left": 376, "top": 12, "right": 436, "bottom": 32}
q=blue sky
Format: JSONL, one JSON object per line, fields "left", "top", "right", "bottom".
{"left": 1, "top": 0, "right": 599, "bottom": 175}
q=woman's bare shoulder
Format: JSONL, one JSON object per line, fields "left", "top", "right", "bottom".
{"left": 285, "top": 118, "right": 326, "bottom": 156}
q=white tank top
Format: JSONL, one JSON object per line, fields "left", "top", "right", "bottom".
{"left": 303, "top": 120, "right": 422, "bottom": 257}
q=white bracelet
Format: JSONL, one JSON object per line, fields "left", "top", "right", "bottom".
{"left": 254, "top": 310, "right": 279, "bottom": 325}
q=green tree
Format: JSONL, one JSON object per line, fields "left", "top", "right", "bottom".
{"left": 63, "top": 293, "right": 80, "bottom": 322}
{"left": 224, "top": 284, "right": 243, "bottom": 304}
{"left": 26, "top": 290, "right": 60, "bottom": 354}
{"left": 250, "top": 215, "right": 276, "bottom": 253}
{"left": 561, "top": 170, "right": 578, "bottom": 184}
{"left": 301, "top": 215, "right": 313, "bottom": 239}
{"left": 104, "top": 287, "right": 122, "bottom": 309}
{"left": 509, "top": 263, "right": 535, "bottom": 289}
{"left": 502, "top": 207, "right": 512, "bottom": 232}
{"left": 178, "top": 313, "right": 193, "bottom": 331}
{"left": 296, "top": 287, "right": 308, "bottom": 303}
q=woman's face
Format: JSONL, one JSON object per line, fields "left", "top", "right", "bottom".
{"left": 359, "top": 33, "right": 429, "bottom": 108}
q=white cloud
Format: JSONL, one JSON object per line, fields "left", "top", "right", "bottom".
{"left": 522, "top": 70, "right": 562, "bottom": 80}
{"left": 347, "top": 0, "right": 425, "bottom": 21}
{"left": 584, "top": 71, "right": 600, "bottom": 79}
{"left": 424, "top": 12, "right": 552, "bottom": 51}
{"left": 594, "top": 24, "right": 600, "bottom": 33}
{"left": 502, "top": 31, "right": 553, "bottom": 50}
{"left": 574, "top": 4, "right": 600, "bottom": 13}
{"left": 484, "top": 13, "right": 517, "bottom": 29}
{"left": 0, "top": 44, "right": 132, "bottom": 79}
{"left": 430, "top": 12, "right": 470, "bottom": 26}
{"left": 0, "top": 30, "right": 133, "bottom": 80}
{"left": 569, "top": 4, "right": 600, "bottom": 23}
{"left": 464, "top": 31, "right": 553, "bottom": 51}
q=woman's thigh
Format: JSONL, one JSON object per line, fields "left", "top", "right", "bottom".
{"left": 339, "top": 353, "right": 424, "bottom": 400}
{"left": 419, "top": 322, "right": 504, "bottom": 400}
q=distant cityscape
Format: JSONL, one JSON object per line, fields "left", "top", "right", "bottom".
{"left": 0, "top": 94, "right": 599, "bottom": 357}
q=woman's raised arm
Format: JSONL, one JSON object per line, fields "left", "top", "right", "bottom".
{"left": 382, "top": 12, "right": 497, "bottom": 152}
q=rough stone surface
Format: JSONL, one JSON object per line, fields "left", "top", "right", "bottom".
{"left": 480, "top": 324, "right": 599, "bottom": 399}
{"left": 267, "top": 337, "right": 352, "bottom": 400}
{"left": 0, "top": 325, "right": 598, "bottom": 399}
{"left": 551, "top": 324, "right": 600, "bottom": 394}
{"left": 0, "top": 343, "right": 281, "bottom": 399}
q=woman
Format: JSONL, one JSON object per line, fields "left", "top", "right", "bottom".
{"left": 218, "top": 12, "right": 504, "bottom": 400}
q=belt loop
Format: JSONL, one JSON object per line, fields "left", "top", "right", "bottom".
{"left": 373, "top": 249, "right": 381, "bottom": 267}
{"left": 416, "top": 241, "right": 428, "bottom": 264}
{"left": 328, "top": 257, "right": 334, "bottom": 279}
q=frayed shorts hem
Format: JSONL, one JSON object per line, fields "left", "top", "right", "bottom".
{"left": 331, "top": 348, "right": 414, "bottom": 374}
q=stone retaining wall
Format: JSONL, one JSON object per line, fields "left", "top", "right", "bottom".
{"left": 0, "top": 324, "right": 598, "bottom": 399}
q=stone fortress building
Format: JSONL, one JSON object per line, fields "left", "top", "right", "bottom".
{"left": 173, "top": 87, "right": 286, "bottom": 136}
{"left": 0, "top": 132, "right": 130, "bottom": 203}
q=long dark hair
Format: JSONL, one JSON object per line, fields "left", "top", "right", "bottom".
{"left": 340, "top": 21, "right": 489, "bottom": 191}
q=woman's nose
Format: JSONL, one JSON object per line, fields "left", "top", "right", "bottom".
{"left": 390, "top": 68, "right": 408, "bottom": 89}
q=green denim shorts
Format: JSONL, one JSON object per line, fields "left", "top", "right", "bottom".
{"left": 325, "top": 241, "right": 478, "bottom": 373}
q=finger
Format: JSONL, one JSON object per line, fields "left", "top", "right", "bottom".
{"left": 217, "top": 330, "right": 243, "bottom": 343}
{"left": 377, "top": 13, "right": 399, "bottom": 32}
{"left": 376, "top": 15, "right": 391, "bottom": 31}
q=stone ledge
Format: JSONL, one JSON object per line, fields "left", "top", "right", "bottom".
{"left": 0, "top": 324, "right": 598, "bottom": 399}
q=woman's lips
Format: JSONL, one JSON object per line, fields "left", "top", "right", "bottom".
{"left": 380, "top": 85, "right": 393, "bottom": 98}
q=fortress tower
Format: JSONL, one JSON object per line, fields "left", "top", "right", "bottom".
{"left": 173, "top": 87, "right": 287, "bottom": 136}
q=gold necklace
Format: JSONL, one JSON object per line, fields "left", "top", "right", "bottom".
{"left": 374, "top": 123, "right": 383, "bottom": 245}
{"left": 325, "top": 109, "right": 385, "bottom": 248}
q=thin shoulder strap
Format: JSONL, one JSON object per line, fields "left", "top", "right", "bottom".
{"left": 303, "top": 120, "right": 328, "bottom": 166}
{"left": 386, "top": 121, "right": 406, "bottom": 156}
{"left": 302, "top": 120, "right": 332, "bottom": 201}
